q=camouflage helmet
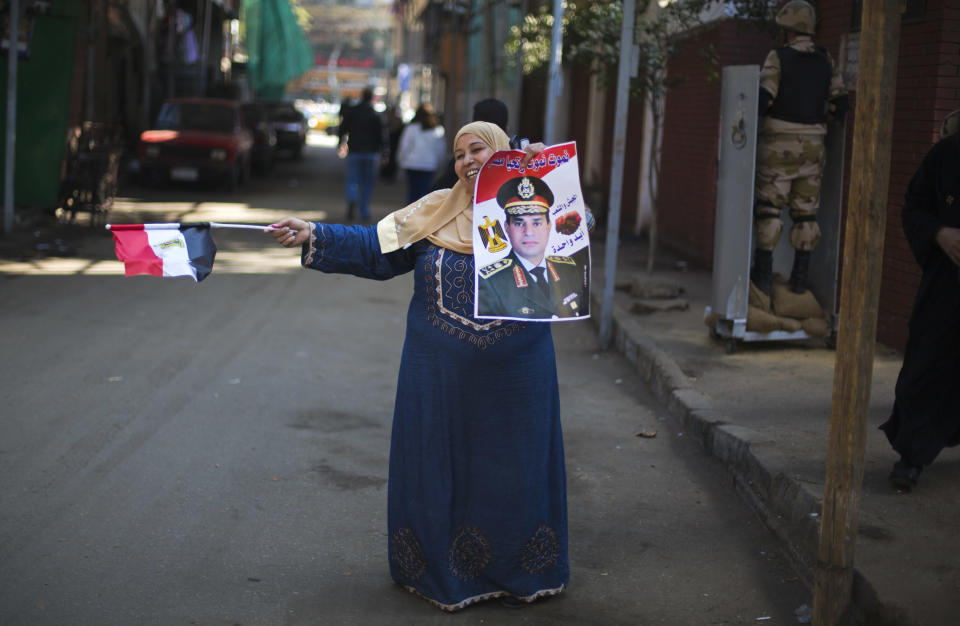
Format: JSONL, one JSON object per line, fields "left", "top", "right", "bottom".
{"left": 776, "top": 1, "right": 816, "bottom": 36}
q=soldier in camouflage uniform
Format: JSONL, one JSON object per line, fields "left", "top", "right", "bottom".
{"left": 751, "top": 0, "right": 848, "bottom": 295}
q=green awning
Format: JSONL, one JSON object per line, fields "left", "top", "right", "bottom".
{"left": 243, "top": 0, "right": 313, "bottom": 99}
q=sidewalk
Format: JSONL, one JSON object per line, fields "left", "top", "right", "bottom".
{"left": 592, "top": 237, "right": 960, "bottom": 625}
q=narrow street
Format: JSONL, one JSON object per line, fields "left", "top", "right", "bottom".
{"left": 0, "top": 136, "right": 809, "bottom": 625}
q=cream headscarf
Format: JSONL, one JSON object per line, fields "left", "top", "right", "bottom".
{"left": 376, "top": 121, "right": 511, "bottom": 255}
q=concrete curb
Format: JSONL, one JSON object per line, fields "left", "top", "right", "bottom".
{"left": 592, "top": 293, "right": 899, "bottom": 624}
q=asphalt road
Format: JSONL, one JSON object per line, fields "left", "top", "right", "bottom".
{"left": 0, "top": 135, "right": 809, "bottom": 625}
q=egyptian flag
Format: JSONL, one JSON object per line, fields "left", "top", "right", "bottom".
{"left": 110, "top": 223, "right": 217, "bottom": 282}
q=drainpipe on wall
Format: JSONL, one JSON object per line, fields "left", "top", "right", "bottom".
{"left": 199, "top": 0, "right": 212, "bottom": 95}
{"left": 3, "top": 0, "right": 18, "bottom": 235}
{"left": 85, "top": 0, "right": 95, "bottom": 119}
{"left": 142, "top": 7, "right": 154, "bottom": 131}
{"left": 166, "top": 1, "right": 175, "bottom": 98}
{"left": 598, "top": 0, "right": 635, "bottom": 350}
{"left": 513, "top": 0, "right": 527, "bottom": 132}
{"left": 543, "top": 0, "right": 562, "bottom": 144}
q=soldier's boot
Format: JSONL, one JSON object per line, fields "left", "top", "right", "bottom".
{"left": 751, "top": 249, "right": 773, "bottom": 295}
{"left": 789, "top": 250, "right": 811, "bottom": 294}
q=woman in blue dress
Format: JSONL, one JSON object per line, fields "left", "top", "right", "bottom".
{"left": 268, "top": 122, "right": 569, "bottom": 611}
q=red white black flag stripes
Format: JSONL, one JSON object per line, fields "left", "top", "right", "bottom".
{"left": 106, "top": 222, "right": 280, "bottom": 282}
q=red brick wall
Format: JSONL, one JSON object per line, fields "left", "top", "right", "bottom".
{"left": 566, "top": 66, "right": 647, "bottom": 236}
{"left": 569, "top": 67, "right": 643, "bottom": 234}
{"left": 659, "top": 21, "right": 776, "bottom": 267}
{"left": 568, "top": 66, "right": 591, "bottom": 157}
{"left": 876, "top": 0, "right": 960, "bottom": 349}
{"left": 816, "top": 0, "right": 959, "bottom": 350}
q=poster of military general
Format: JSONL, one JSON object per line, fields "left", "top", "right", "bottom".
{"left": 473, "top": 143, "right": 591, "bottom": 321}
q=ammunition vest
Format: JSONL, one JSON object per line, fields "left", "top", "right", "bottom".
{"left": 766, "top": 46, "right": 833, "bottom": 124}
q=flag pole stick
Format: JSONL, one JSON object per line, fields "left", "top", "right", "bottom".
{"left": 106, "top": 223, "right": 288, "bottom": 231}
{"left": 209, "top": 222, "right": 282, "bottom": 231}
{"left": 106, "top": 223, "right": 181, "bottom": 230}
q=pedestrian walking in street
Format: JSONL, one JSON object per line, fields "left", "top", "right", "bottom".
{"left": 381, "top": 103, "right": 405, "bottom": 182}
{"left": 430, "top": 98, "right": 524, "bottom": 192}
{"left": 266, "top": 122, "right": 571, "bottom": 611}
{"left": 396, "top": 104, "right": 446, "bottom": 204}
{"left": 880, "top": 111, "right": 960, "bottom": 491}
{"left": 337, "top": 87, "right": 385, "bottom": 223}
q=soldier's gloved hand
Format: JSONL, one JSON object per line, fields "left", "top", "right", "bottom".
{"left": 758, "top": 88, "right": 774, "bottom": 116}
{"left": 828, "top": 96, "right": 849, "bottom": 123}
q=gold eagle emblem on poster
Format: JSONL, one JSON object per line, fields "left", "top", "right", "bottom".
{"left": 477, "top": 216, "right": 508, "bottom": 253}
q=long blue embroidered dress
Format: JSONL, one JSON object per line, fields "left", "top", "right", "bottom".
{"left": 303, "top": 222, "right": 569, "bottom": 610}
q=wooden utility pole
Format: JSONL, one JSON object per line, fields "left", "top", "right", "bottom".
{"left": 813, "top": 0, "right": 900, "bottom": 623}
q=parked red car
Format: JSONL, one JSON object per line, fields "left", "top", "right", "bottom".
{"left": 138, "top": 98, "right": 254, "bottom": 190}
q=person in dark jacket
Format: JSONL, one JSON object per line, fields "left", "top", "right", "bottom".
{"left": 431, "top": 98, "right": 525, "bottom": 191}
{"left": 880, "top": 115, "right": 960, "bottom": 491}
{"left": 338, "top": 87, "right": 385, "bottom": 222}
{"left": 381, "top": 104, "right": 404, "bottom": 182}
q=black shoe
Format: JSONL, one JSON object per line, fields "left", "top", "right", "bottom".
{"left": 889, "top": 459, "right": 922, "bottom": 490}
{"left": 790, "top": 250, "right": 811, "bottom": 294}
{"left": 751, "top": 249, "right": 773, "bottom": 295}
{"left": 346, "top": 202, "right": 356, "bottom": 221}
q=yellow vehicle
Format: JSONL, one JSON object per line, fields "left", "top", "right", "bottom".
{"left": 308, "top": 113, "right": 330, "bottom": 132}
{"left": 299, "top": 100, "right": 341, "bottom": 134}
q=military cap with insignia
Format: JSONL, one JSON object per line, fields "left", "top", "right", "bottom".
{"left": 497, "top": 176, "right": 554, "bottom": 217}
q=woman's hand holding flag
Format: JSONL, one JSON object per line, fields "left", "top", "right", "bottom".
{"left": 267, "top": 218, "right": 310, "bottom": 248}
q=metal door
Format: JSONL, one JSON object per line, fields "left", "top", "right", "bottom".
{"left": 711, "top": 65, "right": 759, "bottom": 332}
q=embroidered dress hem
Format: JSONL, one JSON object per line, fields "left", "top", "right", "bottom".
{"left": 399, "top": 584, "right": 565, "bottom": 612}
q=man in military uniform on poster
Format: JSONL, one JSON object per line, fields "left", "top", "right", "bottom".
{"left": 750, "top": 0, "right": 848, "bottom": 296}
{"left": 477, "top": 176, "right": 586, "bottom": 319}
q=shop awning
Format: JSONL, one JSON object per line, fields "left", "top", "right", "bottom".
{"left": 243, "top": 0, "right": 313, "bottom": 99}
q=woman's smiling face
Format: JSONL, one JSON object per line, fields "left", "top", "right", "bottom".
{"left": 453, "top": 133, "right": 495, "bottom": 190}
